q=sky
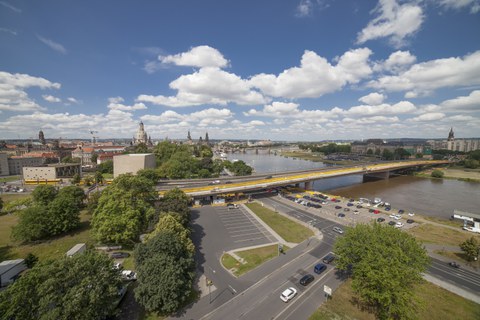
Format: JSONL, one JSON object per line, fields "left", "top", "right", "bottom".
{"left": 1, "top": 0, "right": 480, "bottom": 141}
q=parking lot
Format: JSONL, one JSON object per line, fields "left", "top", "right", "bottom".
{"left": 215, "top": 205, "right": 277, "bottom": 248}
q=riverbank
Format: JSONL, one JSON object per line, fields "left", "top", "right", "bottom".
{"left": 415, "top": 167, "right": 480, "bottom": 183}
{"left": 280, "top": 151, "right": 369, "bottom": 166}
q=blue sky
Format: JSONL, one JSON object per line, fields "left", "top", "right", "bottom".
{"left": 1, "top": 0, "right": 480, "bottom": 141}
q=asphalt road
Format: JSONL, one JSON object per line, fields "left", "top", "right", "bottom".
{"left": 428, "top": 257, "right": 480, "bottom": 294}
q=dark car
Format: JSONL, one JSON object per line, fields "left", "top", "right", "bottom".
{"left": 398, "top": 209, "right": 405, "bottom": 214}
{"left": 407, "top": 219, "right": 415, "bottom": 224}
{"left": 335, "top": 205, "right": 342, "bottom": 209}
{"left": 225, "top": 181, "right": 232, "bottom": 184}
{"left": 322, "top": 253, "right": 335, "bottom": 264}
{"left": 299, "top": 274, "right": 315, "bottom": 286}
{"left": 449, "top": 262, "right": 460, "bottom": 268}
{"left": 349, "top": 198, "right": 355, "bottom": 202}
{"left": 344, "top": 208, "right": 350, "bottom": 212}
{"left": 388, "top": 221, "right": 396, "bottom": 226}
{"left": 369, "top": 208, "right": 375, "bottom": 213}
{"left": 377, "top": 217, "right": 385, "bottom": 222}
{"left": 357, "top": 205, "right": 363, "bottom": 209}
{"left": 385, "top": 206, "right": 391, "bottom": 211}
{"left": 314, "top": 263, "right": 327, "bottom": 274}
{"left": 265, "top": 175, "right": 273, "bottom": 179}
{"left": 111, "top": 252, "right": 130, "bottom": 259}
{"left": 347, "top": 202, "right": 354, "bottom": 207}
{"left": 338, "top": 213, "right": 345, "bottom": 218}
{"left": 335, "top": 199, "right": 341, "bottom": 203}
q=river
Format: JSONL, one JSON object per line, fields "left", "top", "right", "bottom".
{"left": 227, "top": 151, "right": 480, "bottom": 219}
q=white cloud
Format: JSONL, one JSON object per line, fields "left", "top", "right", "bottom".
{"left": 0, "top": 28, "right": 17, "bottom": 36}
{"left": 107, "top": 96, "right": 147, "bottom": 111}
{"left": 375, "top": 50, "right": 416, "bottom": 73}
{"left": 67, "top": 97, "right": 80, "bottom": 104}
{"left": 137, "top": 67, "right": 267, "bottom": 107}
{"left": 143, "top": 60, "right": 164, "bottom": 74}
{"left": 369, "top": 51, "right": 480, "bottom": 96}
{"left": 347, "top": 101, "right": 416, "bottom": 115}
{"left": 0, "top": 1, "right": 21, "bottom": 13}
{"left": 42, "top": 95, "right": 61, "bottom": 103}
{"left": 356, "top": 0, "right": 424, "bottom": 47}
{"left": 438, "top": 0, "right": 480, "bottom": 14}
{"left": 141, "top": 108, "right": 233, "bottom": 126}
{"left": 440, "top": 90, "right": 480, "bottom": 112}
{"left": 411, "top": 112, "right": 446, "bottom": 122}
{"left": 296, "top": 0, "right": 313, "bottom": 17}
{"left": 159, "top": 45, "right": 229, "bottom": 68}
{"left": 0, "top": 71, "right": 60, "bottom": 112}
{"left": 37, "top": 35, "right": 67, "bottom": 54}
{"left": 247, "top": 120, "right": 265, "bottom": 126}
{"left": 358, "top": 92, "right": 386, "bottom": 105}
{"left": 448, "top": 115, "right": 476, "bottom": 121}
{"left": 250, "top": 48, "right": 372, "bottom": 99}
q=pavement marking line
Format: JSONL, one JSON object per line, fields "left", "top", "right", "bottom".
{"left": 234, "top": 236, "right": 268, "bottom": 243}
{"left": 230, "top": 231, "right": 264, "bottom": 238}
{"left": 223, "top": 221, "right": 254, "bottom": 227}
{"left": 225, "top": 223, "right": 260, "bottom": 229}
{"left": 273, "top": 268, "right": 336, "bottom": 320}
{"left": 429, "top": 264, "right": 480, "bottom": 286}
{"left": 228, "top": 227, "right": 262, "bottom": 233}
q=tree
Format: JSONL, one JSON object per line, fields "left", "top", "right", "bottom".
{"left": 46, "top": 193, "right": 81, "bottom": 236}
{"left": 86, "top": 191, "right": 101, "bottom": 214}
{"left": 366, "top": 149, "right": 373, "bottom": 155}
{"left": 460, "top": 237, "right": 480, "bottom": 261}
{"left": 157, "top": 188, "right": 190, "bottom": 226}
{"left": 24, "top": 253, "right": 38, "bottom": 268}
{"left": 91, "top": 153, "right": 98, "bottom": 164}
{"left": 415, "top": 153, "right": 423, "bottom": 158}
{"left": 71, "top": 173, "right": 81, "bottom": 184}
{"left": 97, "top": 160, "right": 113, "bottom": 174}
{"left": 57, "top": 186, "right": 85, "bottom": 209}
{"left": 431, "top": 170, "right": 444, "bottom": 178}
{"left": 0, "top": 197, "right": 3, "bottom": 212}
{"left": 147, "top": 214, "right": 194, "bottom": 254}
{"left": 0, "top": 251, "right": 122, "bottom": 320}
{"left": 464, "top": 159, "right": 479, "bottom": 169}
{"left": 92, "top": 174, "right": 157, "bottom": 244}
{"left": 382, "top": 149, "right": 394, "bottom": 160}
{"left": 230, "top": 160, "right": 253, "bottom": 176}
{"left": 137, "top": 168, "right": 160, "bottom": 184}
{"left": 197, "top": 168, "right": 211, "bottom": 178}
{"left": 61, "top": 156, "right": 81, "bottom": 164}
{"left": 133, "top": 142, "right": 149, "bottom": 154}
{"left": 11, "top": 205, "right": 50, "bottom": 242}
{"left": 134, "top": 231, "right": 195, "bottom": 314}
{"left": 334, "top": 223, "right": 430, "bottom": 320}
{"left": 32, "top": 185, "right": 57, "bottom": 205}
{"left": 94, "top": 171, "right": 104, "bottom": 184}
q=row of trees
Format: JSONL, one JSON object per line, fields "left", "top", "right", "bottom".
{"left": 224, "top": 160, "right": 253, "bottom": 176}
{"left": 12, "top": 185, "right": 85, "bottom": 242}
{"left": 299, "top": 143, "right": 351, "bottom": 155}
{"left": 0, "top": 251, "right": 122, "bottom": 320}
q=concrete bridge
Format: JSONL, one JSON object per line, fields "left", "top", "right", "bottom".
{"left": 166, "top": 160, "right": 449, "bottom": 198}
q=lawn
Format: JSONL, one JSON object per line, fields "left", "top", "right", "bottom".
{"left": 0, "top": 175, "right": 21, "bottom": 183}
{"left": 246, "top": 202, "right": 313, "bottom": 243}
{"left": 0, "top": 210, "right": 93, "bottom": 261}
{"left": 407, "top": 223, "right": 480, "bottom": 246}
{"left": 0, "top": 193, "right": 31, "bottom": 203}
{"left": 434, "top": 249, "right": 480, "bottom": 268}
{"left": 309, "top": 279, "right": 480, "bottom": 320}
{"left": 221, "top": 244, "right": 288, "bottom": 277}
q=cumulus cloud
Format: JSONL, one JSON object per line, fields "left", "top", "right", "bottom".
{"left": 67, "top": 97, "right": 80, "bottom": 104}
{"left": 358, "top": 92, "right": 386, "bottom": 105}
{"left": 369, "top": 51, "right": 480, "bottom": 96}
{"left": 137, "top": 67, "right": 267, "bottom": 107}
{"left": 250, "top": 48, "right": 373, "bottom": 99}
{"left": 107, "top": 96, "right": 147, "bottom": 111}
{"left": 159, "top": 45, "right": 229, "bottom": 68}
{"left": 347, "top": 101, "right": 416, "bottom": 115}
{"left": 356, "top": 0, "right": 424, "bottom": 47}
{"left": 42, "top": 95, "right": 61, "bottom": 103}
{"left": 438, "top": 0, "right": 480, "bottom": 14}
{"left": 141, "top": 108, "right": 233, "bottom": 126}
{"left": 440, "top": 90, "right": 480, "bottom": 112}
{"left": 37, "top": 35, "right": 67, "bottom": 54}
{"left": 375, "top": 50, "right": 416, "bottom": 73}
{"left": 296, "top": 0, "right": 313, "bottom": 17}
{"left": 411, "top": 112, "right": 446, "bottom": 121}
{"left": 0, "top": 71, "right": 60, "bottom": 112}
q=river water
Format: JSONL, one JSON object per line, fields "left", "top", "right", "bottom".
{"left": 227, "top": 151, "right": 480, "bottom": 219}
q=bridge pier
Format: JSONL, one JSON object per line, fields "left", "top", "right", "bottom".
{"left": 304, "top": 181, "right": 313, "bottom": 190}
{"left": 363, "top": 171, "right": 390, "bottom": 182}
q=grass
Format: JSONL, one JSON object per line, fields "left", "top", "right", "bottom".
{"left": 221, "top": 244, "right": 288, "bottom": 277}
{"left": 0, "top": 210, "right": 93, "bottom": 261}
{"left": 434, "top": 249, "right": 480, "bottom": 269}
{"left": 246, "top": 202, "right": 314, "bottom": 243}
{"left": 407, "top": 223, "right": 480, "bottom": 246}
{"left": 0, "top": 193, "right": 31, "bottom": 203}
{"left": 0, "top": 175, "right": 21, "bottom": 183}
{"left": 422, "top": 216, "right": 463, "bottom": 228}
{"left": 309, "top": 279, "right": 480, "bottom": 320}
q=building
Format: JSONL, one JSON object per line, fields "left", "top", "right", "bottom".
{"left": 0, "top": 153, "right": 8, "bottom": 176}
{"left": 113, "top": 153, "right": 156, "bottom": 178}
{"left": 0, "top": 259, "right": 27, "bottom": 287}
{"left": 351, "top": 139, "right": 431, "bottom": 157}
{"left": 8, "top": 156, "right": 45, "bottom": 175}
{"left": 72, "top": 145, "right": 126, "bottom": 166}
{"left": 133, "top": 121, "right": 149, "bottom": 145}
{"left": 23, "top": 163, "right": 81, "bottom": 181}
{"left": 66, "top": 243, "right": 86, "bottom": 257}
{"left": 445, "top": 128, "right": 480, "bottom": 152}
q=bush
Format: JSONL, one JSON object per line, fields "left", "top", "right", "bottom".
{"left": 431, "top": 170, "right": 444, "bottom": 178}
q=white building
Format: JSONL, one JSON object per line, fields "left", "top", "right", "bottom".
{"left": 113, "top": 153, "right": 156, "bottom": 178}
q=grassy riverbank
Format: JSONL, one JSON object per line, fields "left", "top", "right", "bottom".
{"left": 415, "top": 167, "right": 480, "bottom": 183}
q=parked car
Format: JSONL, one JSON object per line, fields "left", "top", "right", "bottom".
{"left": 344, "top": 208, "right": 350, "bottom": 212}
{"left": 337, "top": 213, "right": 345, "bottom": 218}
{"left": 395, "top": 222, "right": 404, "bottom": 228}
{"left": 394, "top": 214, "right": 402, "bottom": 220}
{"left": 299, "top": 274, "right": 315, "bottom": 286}
{"left": 357, "top": 205, "right": 363, "bottom": 209}
{"left": 407, "top": 219, "right": 415, "bottom": 224}
{"left": 449, "top": 262, "right": 460, "bottom": 268}
{"left": 322, "top": 253, "right": 335, "bottom": 264}
{"left": 314, "top": 263, "right": 327, "bottom": 274}
{"left": 369, "top": 208, "right": 375, "bottom": 213}
{"left": 227, "top": 203, "right": 239, "bottom": 209}
{"left": 121, "top": 270, "right": 137, "bottom": 281}
{"left": 398, "top": 209, "right": 405, "bottom": 214}
{"left": 389, "top": 214, "right": 396, "bottom": 218}
{"left": 408, "top": 212, "right": 415, "bottom": 217}
{"left": 373, "top": 209, "right": 380, "bottom": 214}
{"left": 280, "top": 287, "right": 297, "bottom": 302}
{"left": 335, "top": 205, "right": 342, "bottom": 209}
{"left": 333, "top": 226, "right": 344, "bottom": 234}
{"left": 111, "top": 252, "right": 130, "bottom": 259}
{"left": 388, "top": 221, "right": 396, "bottom": 226}
{"left": 353, "top": 210, "right": 359, "bottom": 214}
{"left": 385, "top": 206, "right": 391, "bottom": 211}
{"left": 377, "top": 217, "right": 385, "bottom": 222}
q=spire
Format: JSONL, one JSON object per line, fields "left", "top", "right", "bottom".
{"left": 448, "top": 127, "right": 454, "bottom": 141}
{"left": 187, "top": 130, "right": 192, "bottom": 141}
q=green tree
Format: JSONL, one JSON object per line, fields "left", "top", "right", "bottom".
{"left": 92, "top": 174, "right": 156, "bottom": 244}
{"left": 154, "top": 141, "right": 178, "bottom": 165}
{"left": 460, "top": 237, "right": 480, "bottom": 261}
{"left": 71, "top": 173, "right": 81, "bottom": 184}
{"left": 200, "top": 145, "right": 213, "bottom": 158}
{"left": 431, "top": 169, "right": 444, "bottom": 178}
{"left": 197, "top": 168, "right": 211, "bottom": 178}
{"left": 11, "top": 205, "right": 50, "bottom": 242}
{"left": 157, "top": 188, "right": 190, "bottom": 226}
{"left": 133, "top": 142, "right": 149, "bottom": 153}
{"left": 57, "top": 186, "right": 85, "bottom": 209}
{"left": 366, "top": 149, "right": 373, "bottom": 155}
{"left": 61, "top": 156, "right": 81, "bottom": 164}
{"left": 32, "top": 185, "right": 57, "bottom": 206}
{"left": 382, "top": 149, "right": 394, "bottom": 160}
{"left": 0, "top": 251, "right": 122, "bottom": 320}
{"left": 137, "top": 168, "right": 160, "bottom": 184}
{"left": 91, "top": 153, "right": 98, "bottom": 164}
{"left": 0, "top": 197, "right": 3, "bottom": 212}
{"left": 134, "top": 231, "right": 195, "bottom": 314}
{"left": 86, "top": 191, "right": 101, "bottom": 214}
{"left": 97, "top": 160, "right": 113, "bottom": 174}
{"left": 94, "top": 171, "right": 104, "bottom": 184}
{"left": 24, "top": 253, "right": 38, "bottom": 268}
{"left": 230, "top": 160, "right": 253, "bottom": 176}
{"left": 415, "top": 153, "right": 423, "bottom": 158}
{"left": 46, "top": 193, "right": 81, "bottom": 236}
{"left": 147, "top": 214, "right": 194, "bottom": 254}
{"left": 83, "top": 175, "right": 94, "bottom": 186}
{"left": 334, "top": 223, "right": 430, "bottom": 320}
{"left": 374, "top": 148, "right": 381, "bottom": 156}
{"left": 468, "top": 150, "right": 480, "bottom": 161}
{"left": 464, "top": 159, "right": 479, "bottom": 169}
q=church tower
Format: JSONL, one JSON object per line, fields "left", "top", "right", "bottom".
{"left": 447, "top": 127, "right": 454, "bottom": 141}
{"left": 135, "top": 121, "right": 148, "bottom": 144}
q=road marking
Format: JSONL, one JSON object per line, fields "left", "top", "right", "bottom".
{"left": 234, "top": 236, "right": 268, "bottom": 243}
{"left": 231, "top": 231, "right": 264, "bottom": 238}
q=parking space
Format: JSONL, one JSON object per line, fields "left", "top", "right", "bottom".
{"left": 215, "top": 205, "right": 277, "bottom": 248}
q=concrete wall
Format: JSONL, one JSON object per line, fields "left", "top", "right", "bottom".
{"left": 113, "top": 153, "right": 156, "bottom": 178}
{"left": 23, "top": 167, "right": 57, "bottom": 180}
{"left": 0, "top": 153, "right": 8, "bottom": 176}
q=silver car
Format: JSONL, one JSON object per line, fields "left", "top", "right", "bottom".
{"left": 333, "top": 226, "right": 344, "bottom": 234}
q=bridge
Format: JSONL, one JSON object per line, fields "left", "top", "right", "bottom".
{"left": 164, "top": 160, "right": 449, "bottom": 198}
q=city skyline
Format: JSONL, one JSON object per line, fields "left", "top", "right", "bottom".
{"left": 1, "top": 0, "right": 480, "bottom": 141}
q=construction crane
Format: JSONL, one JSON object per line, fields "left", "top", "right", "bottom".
{"left": 90, "top": 130, "right": 98, "bottom": 145}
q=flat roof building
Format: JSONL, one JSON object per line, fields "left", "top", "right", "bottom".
{"left": 113, "top": 153, "right": 156, "bottom": 178}
{"left": 23, "top": 163, "right": 81, "bottom": 181}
